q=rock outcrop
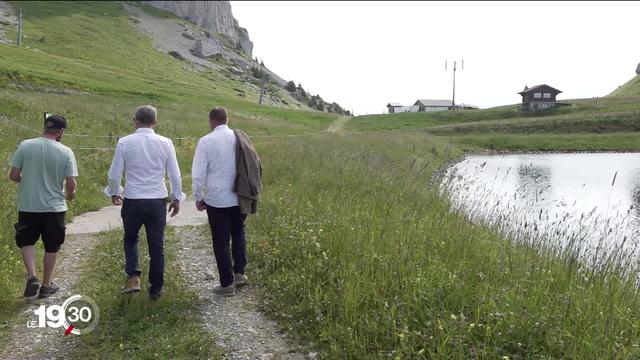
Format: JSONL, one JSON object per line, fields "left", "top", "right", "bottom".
{"left": 194, "top": 38, "right": 223, "bottom": 58}
{"left": 636, "top": 62, "right": 640, "bottom": 76}
{"left": 143, "top": 1, "right": 253, "bottom": 57}
{"left": 0, "top": 2, "right": 17, "bottom": 45}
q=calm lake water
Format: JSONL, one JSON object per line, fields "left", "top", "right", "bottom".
{"left": 443, "top": 153, "right": 640, "bottom": 261}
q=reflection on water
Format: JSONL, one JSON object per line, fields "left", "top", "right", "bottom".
{"left": 443, "top": 153, "right": 640, "bottom": 264}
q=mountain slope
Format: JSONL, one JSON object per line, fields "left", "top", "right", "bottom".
{"left": 609, "top": 75, "right": 640, "bottom": 97}
{"left": 143, "top": 0, "right": 254, "bottom": 57}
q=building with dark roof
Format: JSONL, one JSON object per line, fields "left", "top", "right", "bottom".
{"left": 518, "top": 84, "right": 562, "bottom": 111}
{"left": 414, "top": 99, "right": 453, "bottom": 112}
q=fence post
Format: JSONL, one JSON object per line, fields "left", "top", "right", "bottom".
{"left": 16, "top": 10, "right": 23, "bottom": 47}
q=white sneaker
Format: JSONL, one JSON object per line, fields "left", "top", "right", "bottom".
{"left": 234, "top": 273, "right": 248, "bottom": 286}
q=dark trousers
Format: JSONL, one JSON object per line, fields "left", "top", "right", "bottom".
{"left": 205, "top": 205, "right": 247, "bottom": 287}
{"left": 122, "top": 198, "right": 167, "bottom": 294}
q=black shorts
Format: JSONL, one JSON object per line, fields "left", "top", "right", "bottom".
{"left": 14, "top": 212, "right": 66, "bottom": 253}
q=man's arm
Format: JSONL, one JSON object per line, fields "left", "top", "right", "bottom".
{"left": 64, "top": 150, "right": 79, "bottom": 201}
{"left": 9, "top": 167, "right": 21, "bottom": 183}
{"left": 191, "top": 139, "right": 207, "bottom": 211}
{"left": 166, "top": 141, "right": 182, "bottom": 217}
{"left": 65, "top": 176, "right": 77, "bottom": 200}
{"left": 107, "top": 141, "right": 125, "bottom": 205}
{"left": 9, "top": 142, "right": 24, "bottom": 183}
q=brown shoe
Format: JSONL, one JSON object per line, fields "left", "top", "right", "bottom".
{"left": 121, "top": 275, "right": 141, "bottom": 294}
{"left": 213, "top": 284, "right": 235, "bottom": 297}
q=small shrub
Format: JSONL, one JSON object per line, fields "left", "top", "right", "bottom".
{"left": 285, "top": 81, "right": 296, "bottom": 93}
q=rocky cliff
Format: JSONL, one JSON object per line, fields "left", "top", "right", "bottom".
{"left": 143, "top": 1, "right": 253, "bottom": 57}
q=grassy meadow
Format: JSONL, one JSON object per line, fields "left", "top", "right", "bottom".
{"left": 247, "top": 133, "right": 640, "bottom": 359}
{"left": 349, "top": 94, "right": 640, "bottom": 152}
{"left": 2, "top": 1, "right": 640, "bottom": 359}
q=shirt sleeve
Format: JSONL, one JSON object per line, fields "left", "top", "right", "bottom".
{"left": 65, "top": 149, "right": 78, "bottom": 177}
{"left": 165, "top": 140, "right": 184, "bottom": 201}
{"left": 9, "top": 142, "right": 24, "bottom": 169}
{"left": 107, "top": 140, "right": 125, "bottom": 197}
{"left": 191, "top": 139, "right": 207, "bottom": 202}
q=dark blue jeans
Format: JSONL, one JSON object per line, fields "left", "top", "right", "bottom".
{"left": 122, "top": 198, "right": 167, "bottom": 294}
{"left": 205, "top": 205, "right": 247, "bottom": 287}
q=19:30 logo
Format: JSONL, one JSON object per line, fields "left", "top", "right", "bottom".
{"left": 28, "top": 295, "right": 100, "bottom": 336}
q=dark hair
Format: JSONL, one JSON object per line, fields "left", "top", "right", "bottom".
{"left": 209, "top": 106, "right": 228, "bottom": 123}
{"left": 135, "top": 105, "right": 157, "bottom": 125}
{"left": 44, "top": 114, "right": 67, "bottom": 133}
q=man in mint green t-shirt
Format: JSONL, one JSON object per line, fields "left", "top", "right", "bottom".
{"left": 9, "top": 114, "right": 78, "bottom": 299}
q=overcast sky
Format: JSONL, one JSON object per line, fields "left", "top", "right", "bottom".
{"left": 231, "top": 1, "right": 640, "bottom": 115}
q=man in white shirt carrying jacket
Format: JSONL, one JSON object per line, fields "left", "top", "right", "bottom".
{"left": 106, "top": 105, "right": 184, "bottom": 301}
{"left": 192, "top": 106, "right": 261, "bottom": 297}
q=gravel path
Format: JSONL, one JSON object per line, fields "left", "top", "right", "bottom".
{"left": 0, "top": 233, "right": 93, "bottom": 360}
{"left": 0, "top": 203, "right": 207, "bottom": 360}
{"left": 0, "top": 202, "right": 313, "bottom": 359}
{"left": 176, "top": 226, "right": 313, "bottom": 360}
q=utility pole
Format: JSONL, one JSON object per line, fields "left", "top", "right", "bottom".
{"left": 445, "top": 59, "right": 464, "bottom": 110}
{"left": 258, "top": 60, "right": 266, "bottom": 105}
{"left": 16, "top": 9, "right": 23, "bottom": 47}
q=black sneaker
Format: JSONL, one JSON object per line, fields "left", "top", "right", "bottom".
{"left": 23, "top": 276, "right": 40, "bottom": 298}
{"left": 149, "top": 291, "right": 162, "bottom": 301}
{"left": 38, "top": 281, "right": 60, "bottom": 298}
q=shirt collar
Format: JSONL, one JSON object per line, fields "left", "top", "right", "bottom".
{"left": 135, "top": 128, "right": 155, "bottom": 134}
{"left": 212, "top": 124, "right": 229, "bottom": 133}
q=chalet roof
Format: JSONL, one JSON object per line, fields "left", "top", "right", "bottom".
{"left": 518, "top": 84, "right": 562, "bottom": 95}
{"left": 457, "top": 103, "right": 479, "bottom": 109}
{"left": 386, "top": 102, "right": 402, "bottom": 107}
{"left": 414, "top": 99, "right": 453, "bottom": 107}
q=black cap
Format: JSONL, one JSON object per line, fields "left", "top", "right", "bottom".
{"left": 44, "top": 114, "right": 67, "bottom": 129}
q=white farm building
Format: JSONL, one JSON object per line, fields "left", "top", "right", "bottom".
{"left": 386, "top": 100, "right": 478, "bottom": 114}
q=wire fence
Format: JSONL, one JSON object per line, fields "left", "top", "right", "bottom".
{"left": 1, "top": 114, "right": 323, "bottom": 151}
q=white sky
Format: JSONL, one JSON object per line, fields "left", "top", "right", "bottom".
{"left": 231, "top": 1, "right": 640, "bottom": 115}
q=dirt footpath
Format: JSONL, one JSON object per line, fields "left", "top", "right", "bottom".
{"left": 0, "top": 202, "right": 315, "bottom": 359}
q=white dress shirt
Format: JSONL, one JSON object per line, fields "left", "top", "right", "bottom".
{"left": 107, "top": 128, "right": 185, "bottom": 201}
{"left": 192, "top": 124, "right": 239, "bottom": 208}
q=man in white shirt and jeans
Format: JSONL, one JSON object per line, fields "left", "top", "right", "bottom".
{"left": 192, "top": 107, "right": 248, "bottom": 297}
{"left": 107, "top": 105, "right": 184, "bottom": 300}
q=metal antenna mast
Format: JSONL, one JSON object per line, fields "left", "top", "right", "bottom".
{"left": 445, "top": 59, "right": 464, "bottom": 110}
{"left": 16, "top": 10, "right": 23, "bottom": 47}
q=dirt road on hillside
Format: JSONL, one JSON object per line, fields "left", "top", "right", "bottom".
{"left": 327, "top": 116, "right": 350, "bottom": 134}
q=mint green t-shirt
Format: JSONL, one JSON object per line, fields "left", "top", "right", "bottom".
{"left": 10, "top": 138, "right": 78, "bottom": 213}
